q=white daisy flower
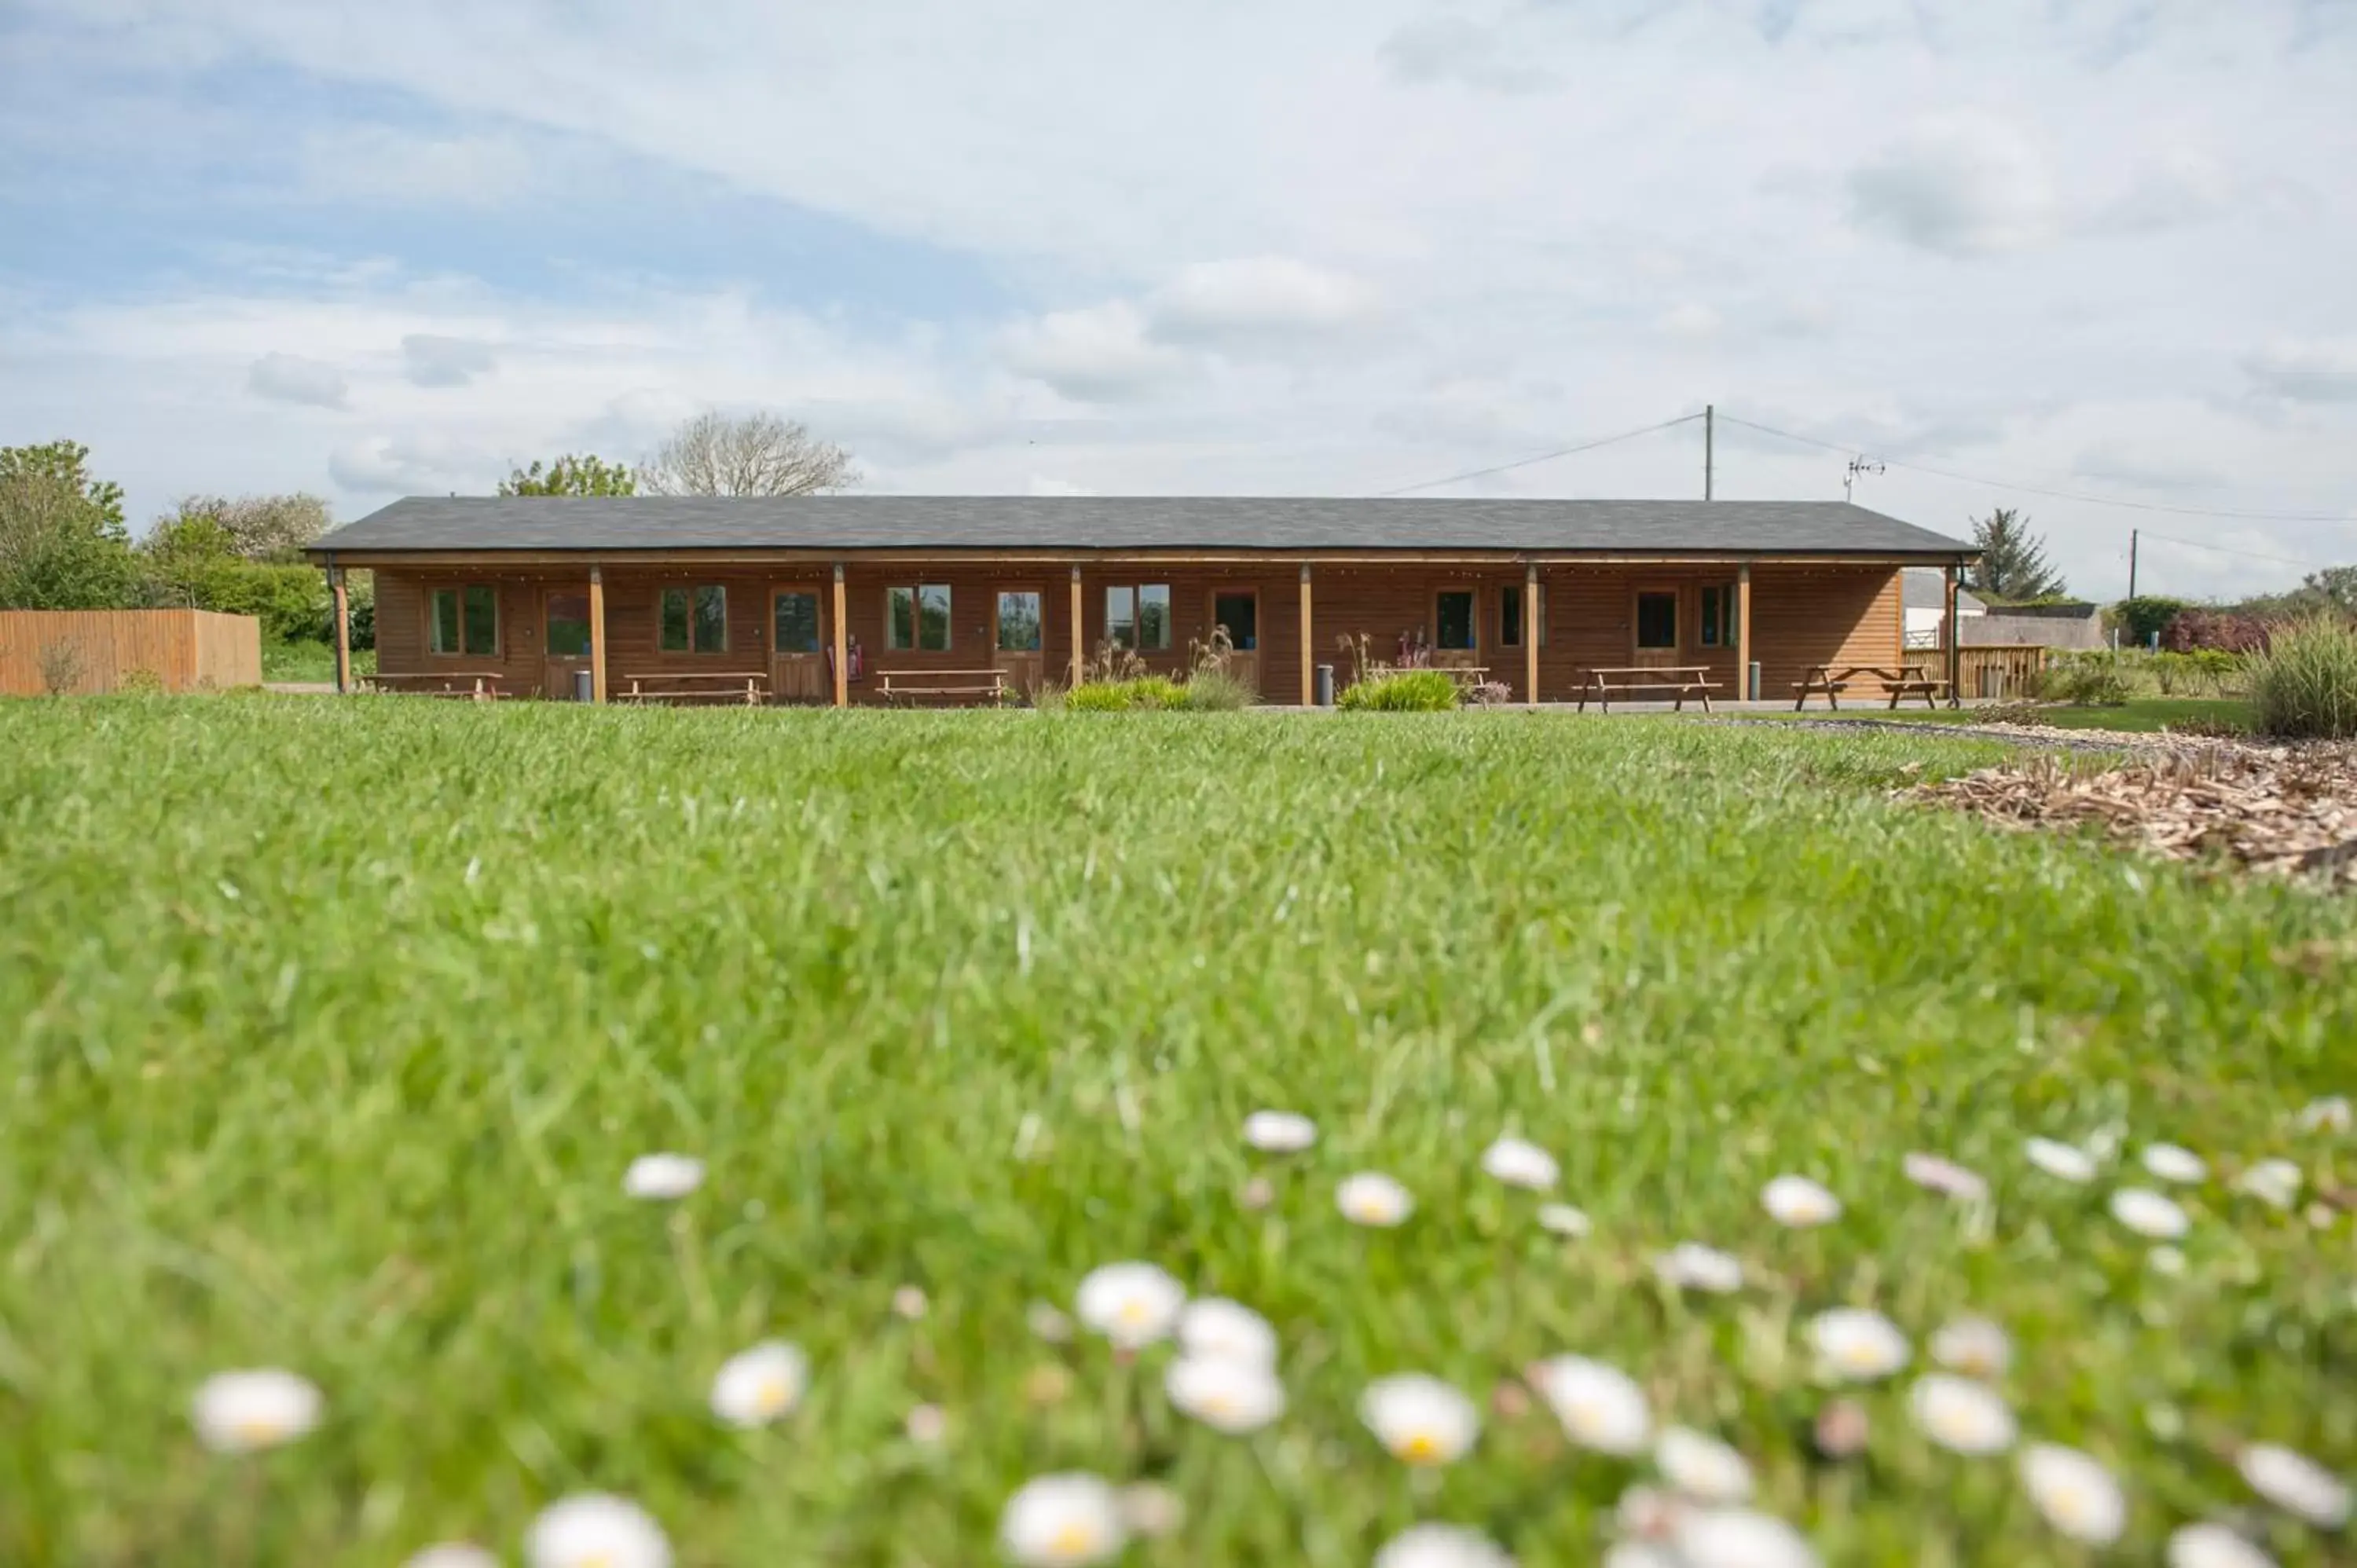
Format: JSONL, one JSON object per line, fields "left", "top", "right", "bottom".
{"left": 1074, "top": 1262, "right": 1186, "bottom": 1349}
{"left": 999, "top": 1474, "right": 1127, "bottom": 1567}
{"left": 1907, "top": 1374, "right": 2016, "bottom": 1455}
{"left": 1808, "top": 1308, "right": 1910, "bottom": 1382}
{"left": 1615, "top": 1483, "right": 1683, "bottom": 1541}
{"left": 1903, "top": 1152, "right": 1989, "bottom": 1203}
{"left": 1116, "top": 1482, "right": 1183, "bottom": 1539}
{"left": 621, "top": 1153, "right": 704, "bottom": 1200}
{"left": 190, "top": 1368, "right": 324, "bottom": 1453}
{"left": 1337, "top": 1172, "right": 1415, "bottom": 1228}
{"left": 1672, "top": 1507, "right": 1822, "bottom": 1568}
{"left": 2165, "top": 1523, "right": 2277, "bottom": 1568}
{"left": 1538, "top": 1203, "right": 1592, "bottom": 1238}
{"left": 1531, "top": 1356, "right": 1651, "bottom": 1455}
{"left": 2297, "top": 1095, "right": 2351, "bottom": 1133}
{"left": 1165, "top": 1354, "right": 1286, "bottom": 1434}
{"left": 526, "top": 1494, "right": 671, "bottom": 1568}
{"left": 709, "top": 1340, "right": 808, "bottom": 1427}
{"left": 2238, "top": 1442, "right": 2351, "bottom": 1527}
{"left": 1360, "top": 1374, "right": 1480, "bottom": 1466}
{"left": 2018, "top": 1443, "right": 2127, "bottom": 1545}
{"left": 1243, "top": 1110, "right": 1317, "bottom": 1153}
{"left": 1482, "top": 1136, "right": 1560, "bottom": 1191}
{"left": 1655, "top": 1426, "right": 1754, "bottom": 1502}
{"left": 1373, "top": 1522, "right": 1516, "bottom": 1568}
{"left": 2143, "top": 1144, "right": 2209, "bottom": 1184}
{"left": 2025, "top": 1137, "right": 2097, "bottom": 1183}
{"left": 2111, "top": 1187, "right": 2190, "bottom": 1239}
{"left": 1652, "top": 1243, "right": 1743, "bottom": 1294}
{"left": 1761, "top": 1175, "right": 1842, "bottom": 1228}
{"left": 401, "top": 1548, "right": 499, "bottom": 1568}
{"left": 892, "top": 1285, "right": 928, "bottom": 1320}
{"left": 1178, "top": 1298, "right": 1277, "bottom": 1368}
{"left": 2236, "top": 1159, "right": 2302, "bottom": 1211}
{"left": 1929, "top": 1316, "right": 2011, "bottom": 1379}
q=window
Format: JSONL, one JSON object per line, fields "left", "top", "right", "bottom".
{"left": 546, "top": 592, "right": 592, "bottom": 658}
{"left": 1213, "top": 592, "right": 1257, "bottom": 651}
{"left": 1635, "top": 591, "right": 1678, "bottom": 650}
{"left": 888, "top": 584, "right": 951, "bottom": 651}
{"left": 430, "top": 585, "right": 499, "bottom": 656}
{"left": 660, "top": 585, "right": 728, "bottom": 653}
{"left": 1501, "top": 585, "right": 1523, "bottom": 647}
{"left": 1105, "top": 584, "right": 1172, "bottom": 650}
{"left": 1436, "top": 590, "right": 1476, "bottom": 651}
{"left": 774, "top": 592, "right": 821, "bottom": 654}
{"left": 997, "top": 590, "right": 1043, "bottom": 652}
{"left": 1700, "top": 584, "right": 1738, "bottom": 648}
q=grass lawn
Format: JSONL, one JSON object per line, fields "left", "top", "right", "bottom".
{"left": 1888, "top": 698, "right": 2255, "bottom": 734}
{"left": 2, "top": 698, "right": 2351, "bottom": 1566}
{"left": 261, "top": 639, "right": 377, "bottom": 683}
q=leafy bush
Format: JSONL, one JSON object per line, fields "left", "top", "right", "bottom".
{"left": 1338, "top": 669, "right": 1461, "bottom": 711}
{"left": 2148, "top": 650, "right": 2199, "bottom": 695}
{"left": 1178, "top": 669, "right": 1255, "bottom": 710}
{"left": 2113, "top": 596, "right": 2189, "bottom": 647}
{"left": 2163, "top": 608, "right": 2270, "bottom": 654}
{"left": 2249, "top": 616, "right": 2357, "bottom": 739}
{"left": 2032, "top": 654, "right": 2131, "bottom": 706}
{"left": 1065, "top": 676, "right": 1187, "bottom": 711}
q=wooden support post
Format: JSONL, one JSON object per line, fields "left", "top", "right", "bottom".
{"left": 1523, "top": 562, "right": 1541, "bottom": 707}
{"left": 1943, "top": 563, "right": 1962, "bottom": 705}
{"left": 1736, "top": 561, "right": 1752, "bottom": 703}
{"left": 1299, "top": 562, "right": 1314, "bottom": 707}
{"left": 588, "top": 564, "right": 608, "bottom": 704}
{"left": 328, "top": 561, "right": 352, "bottom": 695}
{"left": 1069, "top": 565, "right": 1085, "bottom": 688}
{"left": 832, "top": 562, "right": 849, "bottom": 709}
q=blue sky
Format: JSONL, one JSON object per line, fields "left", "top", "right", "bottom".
{"left": 2, "top": 0, "right": 2353, "bottom": 598}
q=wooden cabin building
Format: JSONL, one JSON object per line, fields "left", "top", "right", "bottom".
{"left": 306, "top": 496, "right": 1974, "bottom": 705}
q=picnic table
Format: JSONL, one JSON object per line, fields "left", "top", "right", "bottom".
{"left": 619, "top": 671, "right": 768, "bottom": 705}
{"left": 877, "top": 668, "right": 1007, "bottom": 705}
{"left": 1791, "top": 662, "right": 1953, "bottom": 711}
{"left": 1574, "top": 665, "right": 1721, "bottom": 713}
{"left": 366, "top": 672, "right": 509, "bottom": 700}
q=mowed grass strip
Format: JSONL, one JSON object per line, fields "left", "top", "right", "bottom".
{"left": 1, "top": 698, "right": 2351, "bottom": 1566}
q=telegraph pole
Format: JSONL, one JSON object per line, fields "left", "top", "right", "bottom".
{"left": 2128, "top": 529, "right": 2139, "bottom": 599}
{"left": 1703, "top": 404, "right": 1714, "bottom": 500}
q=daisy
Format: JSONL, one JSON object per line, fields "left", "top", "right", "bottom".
{"left": 1165, "top": 1355, "right": 1286, "bottom": 1434}
{"left": 2235, "top": 1160, "right": 2302, "bottom": 1211}
{"left": 709, "top": 1340, "right": 807, "bottom": 1427}
{"left": 1178, "top": 1298, "right": 1277, "bottom": 1368}
{"left": 1531, "top": 1356, "right": 1651, "bottom": 1455}
{"left": 1903, "top": 1152, "right": 1989, "bottom": 1203}
{"left": 1117, "top": 1482, "right": 1184, "bottom": 1539}
{"left": 2166, "top": 1523, "right": 2278, "bottom": 1568}
{"left": 1812, "top": 1400, "right": 1870, "bottom": 1460}
{"left": 1243, "top": 1111, "right": 1317, "bottom": 1153}
{"left": 526, "top": 1494, "right": 671, "bottom": 1568}
{"left": 621, "top": 1154, "right": 704, "bottom": 1200}
{"left": 2025, "top": 1137, "right": 2097, "bottom": 1183}
{"left": 190, "top": 1368, "right": 324, "bottom": 1453}
{"left": 1655, "top": 1426, "right": 1754, "bottom": 1502}
{"left": 1338, "top": 1172, "right": 1415, "bottom": 1228}
{"left": 1482, "top": 1136, "right": 1560, "bottom": 1191}
{"left": 1373, "top": 1523, "right": 1516, "bottom": 1568}
{"left": 1907, "top": 1374, "right": 2016, "bottom": 1455}
{"left": 2143, "top": 1144, "right": 2209, "bottom": 1184}
{"left": 402, "top": 1548, "right": 500, "bottom": 1568}
{"left": 1929, "top": 1316, "right": 2011, "bottom": 1379}
{"left": 1615, "top": 1484, "right": 1683, "bottom": 1541}
{"left": 999, "top": 1474, "right": 1127, "bottom": 1567}
{"left": 1808, "top": 1308, "right": 1910, "bottom": 1382}
{"left": 1653, "top": 1243, "right": 1743, "bottom": 1295}
{"left": 2297, "top": 1095, "right": 2351, "bottom": 1133}
{"left": 892, "top": 1285, "right": 928, "bottom": 1321}
{"left": 1761, "top": 1176, "right": 1842, "bottom": 1228}
{"left": 1538, "top": 1203, "right": 1592, "bottom": 1238}
{"left": 1074, "top": 1262, "right": 1186, "bottom": 1349}
{"left": 1672, "top": 1508, "right": 1823, "bottom": 1568}
{"left": 1604, "top": 1546, "right": 1681, "bottom": 1568}
{"left": 2238, "top": 1442, "right": 2350, "bottom": 1527}
{"left": 2018, "top": 1443, "right": 2128, "bottom": 1545}
{"left": 1361, "top": 1374, "right": 1480, "bottom": 1466}
{"left": 2111, "top": 1187, "right": 2190, "bottom": 1240}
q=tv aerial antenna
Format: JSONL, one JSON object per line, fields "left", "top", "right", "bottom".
{"left": 1842, "top": 456, "right": 1884, "bottom": 503}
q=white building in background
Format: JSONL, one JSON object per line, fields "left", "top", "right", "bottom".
{"left": 1902, "top": 570, "right": 1986, "bottom": 648}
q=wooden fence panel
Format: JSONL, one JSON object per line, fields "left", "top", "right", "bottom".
{"left": 1956, "top": 643, "right": 2047, "bottom": 699}
{"left": 0, "top": 610, "right": 263, "bottom": 695}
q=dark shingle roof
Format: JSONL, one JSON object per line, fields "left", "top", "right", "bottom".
{"left": 311, "top": 496, "right": 1970, "bottom": 558}
{"left": 1902, "top": 568, "right": 1988, "bottom": 612}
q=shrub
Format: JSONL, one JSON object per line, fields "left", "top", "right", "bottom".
{"left": 1466, "top": 681, "right": 1514, "bottom": 708}
{"left": 2249, "top": 616, "right": 2357, "bottom": 739}
{"left": 2032, "top": 654, "right": 2131, "bottom": 706}
{"left": 1178, "top": 669, "right": 1255, "bottom": 710}
{"left": 2113, "top": 596, "right": 2189, "bottom": 647}
{"left": 2148, "top": 650, "right": 2199, "bottom": 696}
{"left": 1338, "top": 669, "right": 1461, "bottom": 712}
{"left": 2163, "top": 608, "right": 2270, "bottom": 654}
{"left": 1065, "top": 676, "right": 1187, "bottom": 711}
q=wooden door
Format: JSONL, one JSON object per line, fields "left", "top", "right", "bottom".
{"left": 1431, "top": 587, "right": 1483, "bottom": 676}
{"left": 1211, "top": 589, "right": 1260, "bottom": 695}
{"left": 994, "top": 588, "right": 1045, "bottom": 695}
{"left": 543, "top": 588, "right": 593, "bottom": 700}
{"left": 770, "top": 585, "right": 828, "bottom": 702}
{"left": 1632, "top": 585, "right": 1683, "bottom": 669}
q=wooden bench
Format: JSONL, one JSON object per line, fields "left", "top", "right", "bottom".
{"left": 366, "top": 672, "right": 509, "bottom": 700}
{"left": 619, "top": 671, "right": 768, "bottom": 705}
{"left": 877, "top": 668, "right": 1008, "bottom": 705}
{"left": 1793, "top": 663, "right": 1953, "bottom": 711}
{"left": 1574, "top": 665, "right": 1721, "bottom": 713}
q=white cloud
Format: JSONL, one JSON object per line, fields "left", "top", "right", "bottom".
{"left": 1379, "top": 16, "right": 1557, "bottom": 95}
{"left": 247, "top": 351, "right": 349, "bottom": 408}
{"left": 298, "top": 125, "right": 534, "bottom": 206}
{"left": 1028, "top": 475, "right": 1094, "bottom": 496}
{"left": 327, "top": 432, "right": 493, "bottom": 493}
{"left": 1848, "top": 114, "right": 2061, "bottom": 256}
{"left": 401, "top": 333, "right": 498, "bottom": 387}
{"left": 998, "top": 302, "right": 1193, "bottom": 403}
{"left": 2244, "top": 340, "right": 2357, "bottom": 405}
{"left": 1658, "top": 302, "right": 1721, "bottom": 340}
{"left": 1147, "top": 258, "right": 1382, "bottom": 349}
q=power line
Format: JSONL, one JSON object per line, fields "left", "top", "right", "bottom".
{"left": 1717, "top": 412, "right": 2353, "bottom": 526}
{"left": 1377, "top": 412, "right": 1703, "bottom": 496}
{"left": 2130, "top": 529, "right": 2329, "bottom": 571}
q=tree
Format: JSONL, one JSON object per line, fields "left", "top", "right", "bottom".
{"left": 1963, "top": 507, "right": 2067, "bottom": 601}
{"left": 2299, "top": 565, "right": 2357, "bottom": 617}
{"left": 0, "top": 440, "right": 126, "bottom": 537}
{"left": 500, "top": 455, "right": 636, "bottom": 496}
{"left": 0, "top": 441, "right": 138, "bottom": 610}
{"left": 640, "top": 411, "right": 856, "bottom": 497}
{"left": 139, "top": 502, "right": 330, "bottom": 642}
{"left": 170, "top": 493, "right": 332, "bottom": 561}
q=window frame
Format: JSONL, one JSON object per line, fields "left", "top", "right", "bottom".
{"left": 427, "top": 583, "right": 500, "bottom": 658}
{"left": 1699, "top": 584, "right": 1739, "bottom": 649}
{"left": 1633, "top": 588, "right": 1680, "bottom": 653}
{"left": 659, "top": 584, "right": 730, "bottom": 654}
{"left": 772, "top": 588, "right": 824, "bottom": 656}
{"left": 1500, "top": 584, "right": 1523, "bottom": 649}
{"left": 1434, "top": 588, "right": 1479, "bottom": 652}
{"left": 1102, "top": 582, "right": 1173, "bottom": 652}
{"left": 995, "top": 588, "right": 1044, "bottom": 654}
{"left": 544, "top": 589, "right": 592, "bottom": 659}
{"left": 886, "top": 584, "right": 954, "bottom": 652}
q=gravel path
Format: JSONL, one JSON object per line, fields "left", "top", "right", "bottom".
{"left": 1702, "top": 716, "right": 2189, "bottom": 753}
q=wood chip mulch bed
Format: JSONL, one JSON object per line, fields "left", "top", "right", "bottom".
{"left": 1906, "top": 737, "right": 2357, "bottom": 889}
